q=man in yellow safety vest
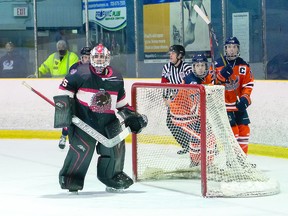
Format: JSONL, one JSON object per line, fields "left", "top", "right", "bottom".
{"left": 36, "top": 40, "right": 79, "bottom": 78}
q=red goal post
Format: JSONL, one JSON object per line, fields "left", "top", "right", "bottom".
{"left": 131, "top": 82, "right": 280, "bottom": 198}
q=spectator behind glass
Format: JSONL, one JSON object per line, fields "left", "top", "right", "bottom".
{"left": 28, "top": 40, "right": 78, "bottom": 78}
{"left": 0, "top": 42, "right": 28, "bottom": 78}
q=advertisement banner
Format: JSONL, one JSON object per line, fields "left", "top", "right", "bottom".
{"left": 144, "top": 3, "right": 171, "bottom": 63}
{"left": 83, "top": 0, "right": 126, "bottom": 31}
{"left": 144, "top": 0, "right": 211, "bottom": 63}
{"left": 143, "top": 0, "right": 179, "bottom": 4}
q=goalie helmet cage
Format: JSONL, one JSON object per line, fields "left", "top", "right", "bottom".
{"left": 131, "top": 82, "right": 280, "bottom": 198}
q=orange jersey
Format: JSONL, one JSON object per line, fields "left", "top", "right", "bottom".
{"left": 212, "top": 57, "right": 254, "bottom": 111}
{"left": 169, "top": 89, "right": 200, "bottom": 126}
{"left": 203, "top": 71, "right": 215, "bottom": 84}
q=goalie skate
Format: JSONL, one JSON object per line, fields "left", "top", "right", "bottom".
{"left": 105, "top": 187, "right": 125, "bottom": 193}
{"left": 68, "top": 189, "right": 79, "bottom": 195}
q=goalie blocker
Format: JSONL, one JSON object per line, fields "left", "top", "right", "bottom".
{"left": 53, "top": 95, "right": 74, "bottom": 128}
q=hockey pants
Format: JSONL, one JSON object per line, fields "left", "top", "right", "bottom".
{"left": 166, "top": 112, "right": 191, "bottom": 149}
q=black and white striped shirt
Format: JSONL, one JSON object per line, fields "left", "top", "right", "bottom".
{"left": 161, "top": 61, "right": 192, "bottom": 99}
{"left": 161, "top": 61, "right": 192, "bottom": 84}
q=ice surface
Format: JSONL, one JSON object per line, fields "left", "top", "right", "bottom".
{"left": 0, "top": 139, "right": 287, "bottom": 216}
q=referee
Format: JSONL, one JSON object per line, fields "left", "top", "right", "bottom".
{"left": 161, "top": 45, "right": 193, "bottom": 155}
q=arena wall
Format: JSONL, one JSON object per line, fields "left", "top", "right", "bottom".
{"left": 0, "top": 79, "right": 287, "bottom": 158}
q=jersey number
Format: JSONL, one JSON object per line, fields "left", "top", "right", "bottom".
{"left": 62, "top": 79, "right": 68, "bottom": 87}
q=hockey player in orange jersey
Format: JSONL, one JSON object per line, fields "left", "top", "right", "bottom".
{"left": 214, "top": 36, "right": 254, "bottom": 154}
{"left": 169, "top": 54, "right": 215, "bottom": 166}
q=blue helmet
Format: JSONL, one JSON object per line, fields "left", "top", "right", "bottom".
{"left": 191, "top": 54, "right": 208, "bottom": 79}
{"left": 192, "top": 53, "right": 208, "bottom": 64}
{"left": 224, "top": 36, "right": 240, "bottom": 59}
{"left": 224, "top": 36, "right": 240, "bottom": 46}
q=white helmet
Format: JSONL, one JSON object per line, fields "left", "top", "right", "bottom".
{"left": 90, "top": 44, "right": 110, "bottom": 74}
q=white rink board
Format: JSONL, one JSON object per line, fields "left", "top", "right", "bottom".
{"left": 0, "top": 79, "right": 287, "bottom": 147}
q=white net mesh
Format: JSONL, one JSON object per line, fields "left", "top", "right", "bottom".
{"left": 132, "top": 83, "right": 280, "bottom": 197}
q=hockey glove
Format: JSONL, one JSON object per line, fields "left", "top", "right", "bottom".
{"left": 124, "top": 113, "right": 148, "bottom": 134}
{"left": 218, "top": 65, "right": 233, "bottom": 82}
{"left": 236, "top": 96, "right": 250, "bottom": 112}
{"left": 118, "top": 108, "right": 148, "bottom": 134}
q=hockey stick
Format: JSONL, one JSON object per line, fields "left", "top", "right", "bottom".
{"left": 193, "top": 4, "right": 216, "bottom": 81}
{"left": 193, "top": 5, "right": 226, "bottom": 72}
{"left": 192, "top": 6, "right": 242, "bottom": 172}
{"left": 22, "top": 81, "right": 131, "bottom": 148}
{"left": 193, "top": 5, "right": 240, "bottom": 102}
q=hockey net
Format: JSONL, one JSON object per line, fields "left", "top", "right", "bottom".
{"left": 131, "top": 82, "right": 280, "bottom": 197}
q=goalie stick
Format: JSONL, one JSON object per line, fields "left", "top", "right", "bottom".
{"left": 193, "top": 4, "right": 240, "bottom": 102}
{"left": 22, "top": 81, "right": 131, "bottom": 148}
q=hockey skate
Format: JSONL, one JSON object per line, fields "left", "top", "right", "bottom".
{"left": 68, "top": 189, "right": 79, "bottom": 195}
{"left": 177, "top": 146, "right": 190, "bottom": 154}
{"left": 59, "top": 176, "right": 83, "bottom": 193}
{"left": 58, "top": 135, "right": 66, "bottom": 149}
{"left": 189, "top": 159, "right": 200, "bottom": 168}
{"left": 105, "top": 172, "right": 133, "bottom": 193}
{"left": 105, "top": 187, "right": 125, "bottom": 193}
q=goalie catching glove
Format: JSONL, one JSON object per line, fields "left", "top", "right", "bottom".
{"left": 118, "top": 107, "right": 148, "bottom": 134}
{"left": 53, "top": 95, "right": 74, "bottom": 128}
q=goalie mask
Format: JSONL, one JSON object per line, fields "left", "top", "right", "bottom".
{"left": 90, "top": 44, "right": 111, "bottom": 74}
{"left": 224, "top": 36, "right": 240, "bottom": 60}
{"left": 192, "top": 54, "right": 208, "bottom": 79}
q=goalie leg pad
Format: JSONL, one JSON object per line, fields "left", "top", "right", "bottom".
{"left": 59, "top": 129, "right": 96, "bottom": 191}
{"left": 97, "top": 141, "right": 125, "bottom": 188}
{"left": 97, "top": 157, "right": 133, "bottom": 189}
{"left": 53, "top": 95, "right": 73, "bottom": 128}
{"left": 59, "top": 175, "right": 84, "bottom": 191}
{"left": 96, "top": 119, "right": 132, "bottom": 188}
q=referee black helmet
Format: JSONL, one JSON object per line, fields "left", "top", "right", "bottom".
{"left": 169, "top": 45, "right": 185, "bottom": 59}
